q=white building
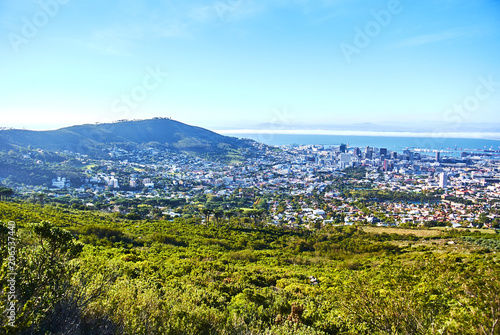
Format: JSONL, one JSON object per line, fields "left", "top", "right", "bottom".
{"left": 52, "top": 177, "right": 68, "bottom": 189}
{"left": 313, "top": 209, "right": 325, "bottom": 215}
{"left": 130, "top": 179, "right": 137, "bottom": 188}
{"left": 439, "top": 172, "right": 448, "bottom": 188}
{"left": 110, "top": 178, "right": 119, "bottom": 188}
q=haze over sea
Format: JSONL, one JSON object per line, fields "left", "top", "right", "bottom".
{"left": 226, "top": 133, "right": 500, "bottom": 156}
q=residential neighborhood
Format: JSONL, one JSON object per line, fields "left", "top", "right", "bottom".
{"left": 5, "top": 141, "right": 500, "bottom": 230}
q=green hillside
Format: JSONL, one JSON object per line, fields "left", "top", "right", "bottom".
{"left": 1, "top": 201, "right": 500, "bottom": 334}
{"left": 0, "top": 118, "right": 259, "bottom": 186}
{"left": 0, "top": 118, "right": 254, "bottom": 158}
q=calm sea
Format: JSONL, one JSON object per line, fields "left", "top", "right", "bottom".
{"left": 230, "top": 133, "right": 500, "bottom": 156}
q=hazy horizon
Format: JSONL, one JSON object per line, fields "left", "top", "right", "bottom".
{"left": 2, "top": 117, "right": 500, "bottom": 141}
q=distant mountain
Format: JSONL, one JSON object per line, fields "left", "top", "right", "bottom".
{"left": 0, "top": 118, "right": 256, "bottom": 159}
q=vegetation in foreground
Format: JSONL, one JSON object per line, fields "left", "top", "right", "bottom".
{"left": 1, "top": 201, "right": 500, "bottom": 335}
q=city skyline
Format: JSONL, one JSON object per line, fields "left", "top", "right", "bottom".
{"left": 1, "top": 0, "right": 499, "bottom": 131}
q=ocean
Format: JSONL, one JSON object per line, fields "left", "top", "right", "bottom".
{"left": 228, "top": 133, "right": 500, "bottom": 157}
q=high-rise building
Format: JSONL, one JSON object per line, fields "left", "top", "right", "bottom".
{"left": 340, "top": 143, "right": 347, "bottom": 153}
{"left": 403, "top": 149, "right": 412, "bottom": 160}
{"left": 391, "top": 152, "right": 398, "bottom": 159}
{"left": 340, "top": 153, "right": 352, "bottom": 169}
{"left": 365, "top": 146, "right": 373, "bottom": 159}
{"left": 439, "top": 172, "right": 448, "bottom": 188}
{"left": 380, "top": 148, "right": 387, "bottom": 158}
{"left": 353, "top": 147, "right": 361, "bottom": 157}
{"left": 436, "top": 151, "right": 440, "bottom": 162}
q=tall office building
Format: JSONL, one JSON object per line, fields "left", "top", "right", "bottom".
{"left": 353, "top": 147, "right": 361, "bottom": 157}
{"left": 439, "top": 172, "right": 448, "bottom": 188}
{"left": 365, "top": 146, "right": 373, "bottom": 159}
{"left": 436, "top": 151, "right": 440, "bottom": 162}
{"left": 340, "top": 153, "right": 352, "bottom": 169}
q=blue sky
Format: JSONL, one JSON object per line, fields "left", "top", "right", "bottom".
{"left": 0, "top": 0, "right": 499, "bottom": 131}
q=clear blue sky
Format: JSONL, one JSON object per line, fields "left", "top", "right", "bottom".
{"left": 0, "top": 0, "right": 499, "bottom": 130}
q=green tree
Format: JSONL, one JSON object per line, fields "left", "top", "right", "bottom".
{"left": 0, "top": 221, "right": 84, "bottom": 334}
{"left": 0, "top": 187, "right": 14, "bottom": 200}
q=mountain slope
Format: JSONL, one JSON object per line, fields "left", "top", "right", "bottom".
{"left": 0, "top": 118, "right": 254, "bottom": 158}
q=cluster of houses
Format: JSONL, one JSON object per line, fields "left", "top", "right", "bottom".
{"left": 22, "top": 141, "right": 500, "bottom": 229}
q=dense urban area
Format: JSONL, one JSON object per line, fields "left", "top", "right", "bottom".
{"left": 2, "top": 140, "right": 500, "bottom": 230}
{"left": 2, "top": 131, "right": 500, "bottom": 334}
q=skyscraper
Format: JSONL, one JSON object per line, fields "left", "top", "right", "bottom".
{"left": 353, "top": 147, "right": 361, "bottom": 157}
{"left": 439, "top": 172, "right": 448, "bottom": 188}
{"left": 340, "top": 143, "right": 347, "bottom": 153}
{"left": 365, "top": 146, "right": 373, "bottom": 159}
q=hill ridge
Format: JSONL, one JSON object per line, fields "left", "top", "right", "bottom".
{"left": 0, "top": 118, "right": 255, "bottom": 159}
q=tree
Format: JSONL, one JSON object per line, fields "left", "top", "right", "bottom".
{"left": 200, "top": 207, "right": 212, "bottom": 224}
{"left": 224, "top": 209, "right": 235, "bottom": 223}
{"left": 0, "top": 187, "right": 14, "bottom": 200}
{"left": 478, "top": 213, "right": 491, "bottom": 227}
{"left": 0, "top": 221, "right": 84, "bottom": 333}
{"left": 213, "top": 209, "right": 224, "bottom": 227}
{"left": 492, "top": 218, "right": 500, "bottom": 229}
{"left": 28, "top": 192, "right": 48, "bottom": 207}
